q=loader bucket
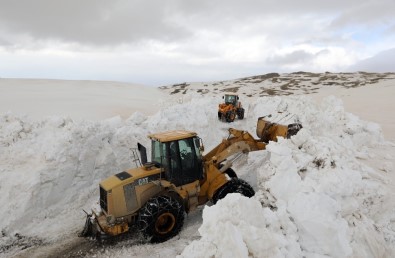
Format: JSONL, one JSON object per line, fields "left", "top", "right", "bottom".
{"left": 256, "top": 116, "right": 269, "bottom": 139}
{"left": 256, "top": 117, "right": 287, "bottom": 142}
{"left": 256, "top": 116, "right": 302, "bottom": 143}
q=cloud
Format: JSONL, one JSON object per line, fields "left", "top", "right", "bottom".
{"left": 0, "top": 0, "right": 190, "bottom": 46}
{"left": 267, "top": 50, "right": 315, "bottom": 66}
{"left": 0, "top": 0, "right": 394, "bottom": 84}
{"left": 1, "top": 0, "right": 392, "bottom": 47}
{"left": 330, "top": 0, "right": 395, "bottom": 28}
{"left": 347, "top": 48, "right": 395, "bottom": 72}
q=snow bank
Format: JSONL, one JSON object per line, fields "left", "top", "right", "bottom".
{"left": 179, "top": 96, "right": 394, "bottom": 257}
{"left": 181, "top": 194, "right": 287, "bottom": 258}
{"left": 0, "top": 96, "right": 221, "bottom": 246}
{"left": 1, "top": 94, "right": 394, "bottom": 257}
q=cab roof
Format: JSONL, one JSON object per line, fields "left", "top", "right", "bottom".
{"left": 148, "top": 130, "right": 197, "bottom": 142}
{"left": 223, "top": 93, "right": 239, "bottom": 96}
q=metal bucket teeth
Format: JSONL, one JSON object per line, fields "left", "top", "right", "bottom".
{"left": 79, "top": 213, "right": 93, "bottom": 237}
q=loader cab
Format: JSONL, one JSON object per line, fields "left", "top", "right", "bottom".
{"left": 148, "top": 130, "right": 204, "bottom": 186}
{"left": 223, "top": 94, "right": 239, "bottom": 106}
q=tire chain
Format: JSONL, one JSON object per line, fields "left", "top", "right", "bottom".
{"left": 212, "top": 178, "right": 255, "bottom": 204}
{"left": 137, "top": 195, "right": 184, "bottom": 242}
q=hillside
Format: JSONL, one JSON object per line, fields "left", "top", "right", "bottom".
{"left": 160, "top": 72, "right": 395, "bottom": 97}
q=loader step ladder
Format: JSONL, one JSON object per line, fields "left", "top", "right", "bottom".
{"left": 131, "top": 148, "right": 142, "bottom": 168}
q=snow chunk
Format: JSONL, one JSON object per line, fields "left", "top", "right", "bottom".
{"left": 288, "top": 192, "right": 352, "bottom": 257}
{"left": 179, "top": 194, "right": 284, "bottom": 258}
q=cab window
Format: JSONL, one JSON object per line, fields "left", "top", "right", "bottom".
{"left": 225, "top": 95, "right": 236, "bottom": 105}
{"left": 152, "top": 140, "right": 167, "bottom": 167}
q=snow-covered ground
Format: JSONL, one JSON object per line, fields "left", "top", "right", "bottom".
{"left": 0, "top": 73, "right": 394, "bottom": 257}
{"left": 0, "top": 79, "right": 166, "bottom": 120}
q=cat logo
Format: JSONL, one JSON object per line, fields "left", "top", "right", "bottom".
{"left": 137, "top": 177, "right": 149, "bottom": 186}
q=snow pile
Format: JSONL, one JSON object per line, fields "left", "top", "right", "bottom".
{"left": 180, "top": 194, "right": 290, "bottom": 258}
{"left": 0, "top": 96, "right": 220, "bottom": 248}
{"left": 0, "top": 115, "right": 138, "bottom": 239}
{"left": 1, "top": 94, "right": 394, "bottom": 257}
{"left": 179, "top": 96, "right": 394, "bottom": 257}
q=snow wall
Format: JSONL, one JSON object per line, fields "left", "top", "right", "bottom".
{"left": 0, "top": 94, "right": 394, "bottom": 257}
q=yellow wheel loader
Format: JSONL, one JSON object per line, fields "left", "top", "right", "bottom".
{"left": 218, "top": 93, "right": 245, "bottom": 122}
{"left": 79, "top": 117, "right": 302, "bottom": 243}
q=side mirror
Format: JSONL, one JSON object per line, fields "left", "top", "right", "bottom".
{"left": 137, "top": 143, "right": 148, "bottom": 164}
{"left": 222, "top": 96, "right": 224, "bottom": 99}
{"left": 194, "top": 137, "right": 205, "bottom": 153}
{"left": 199, "top": 138, "right": 205, "bottom": 152}
{"left": 237, "top": 96, "right": 239, "bottom": 100}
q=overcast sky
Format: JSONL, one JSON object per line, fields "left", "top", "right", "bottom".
{"left": 0, "top": 0, "right": 394, "bottom": 86}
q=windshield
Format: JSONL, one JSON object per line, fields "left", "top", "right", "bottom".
{"left": 152, "top": 137, "right": 203, "bottom": 186}
{"left": 225, "top": 95, "right": 237, "bottom": 105}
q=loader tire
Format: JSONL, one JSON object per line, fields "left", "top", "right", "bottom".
{"left": 137, "top": 195, "right": 184, "bottom": 243}
{"left": 218, "top": 164, "right": 237, "bottom": 178}
{"left": 212, "top": 178, "right": 255, "bottom": 204}
{"left": 287, "top": 123, "right": 302, "bottom": 138}
{"left": 225, "top": 111, "right": 236, "bottom": 123}
{"left": 224, "top": 168, "right": 237, "bottom": 178}
{"left": 237, "top": 108, "right": 244, "bottom": 120}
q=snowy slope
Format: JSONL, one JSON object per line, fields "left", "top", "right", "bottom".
{"left": 0, "top": 79, "right": 167, "bottom": 120}
{"left": 1, "top": 76, "right": 395, "bottom": 257}
{"left": 160, "top": 72, "right": 395, "bottom": 98}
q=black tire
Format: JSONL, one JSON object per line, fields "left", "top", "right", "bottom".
{"left": 218, "top": 111, "right": 222, "bottom": 120}
{"left": 237, "top": 108, "right": 245, "bottom": 119}
{"left": 287, "top": 123, "right": 302, "bottom": 138}
{"left": 218, "top": 164, "right": 238, "bottom": 179}
{"left": 212, "top": 178, "right": 255, "bottom": 204}
{"left": 225, "top": 111, "right": 236, "bottom": 122}
{"left": 137, "top": 195, "right": 184, "bottom": 243}
{"left": 224, "top": 168, "right": 237, "bottom": 178}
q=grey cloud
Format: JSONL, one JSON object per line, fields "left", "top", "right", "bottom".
{"left": 1, "top": 0, "right": 394, "bottom": 84}
{"left": 348, "top": 48, "right": 395, "bottom": 72}
{"left": 330, "top": 0, "right": 395, "bottom": 28}
{"left": 0, "top": 0, "right": 190, "bottom": 46}
{"left": 267, "top": 50, "right": 315, "bottom": 65}
{"left": 1, "top": 0, "right": 391, "bottom": 47}
{"left": 0, "top": 35, "right": 12, "bottom": 47}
